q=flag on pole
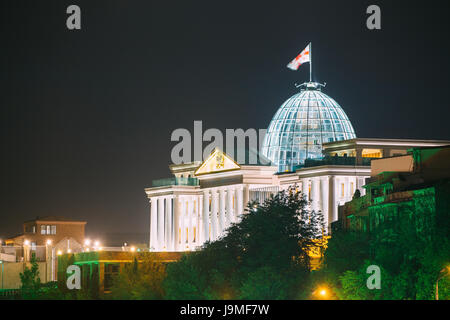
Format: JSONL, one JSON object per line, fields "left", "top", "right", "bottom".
{"left": 287, "top": 43, "right": 311, "bottom": 71}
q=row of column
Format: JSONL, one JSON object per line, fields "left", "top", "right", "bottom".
{"left": 149, "top": 185, "right": 248, "bottom": 252}
{"left": 297, "top": 176, "right": 365, "bottom": 231}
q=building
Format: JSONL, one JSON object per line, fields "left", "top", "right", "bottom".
{"left": 145, "top": 79, "right": 450, "bottom": 252}
{"left": 0, "top": 216, "right": 87, "bottom": 289}
{"left": 336, "top": 145, "right": 450, "bottom": 234}
{"left": 5, "top": 216, "right": 86, "bottom": 250}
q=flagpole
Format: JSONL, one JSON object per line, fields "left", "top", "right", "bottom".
{"left": 309, "top": 42, "right": 312, "bottom": 82}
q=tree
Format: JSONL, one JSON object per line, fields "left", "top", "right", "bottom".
{"left": 110, "top": 255, "right": 166, "bottom": 300}
{"left": 20, "top": 253, "right": 41, "bottom": 299}
{"left": 163, "top": 186, "right": 326, "bottom": 299}
{"left": 239, "top": 266, "right": 289, "bottom": 300}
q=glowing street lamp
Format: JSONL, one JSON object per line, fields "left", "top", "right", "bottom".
{"left": 46, "top": 239, "right": 52, "bottom": 246}
{"left": 84, "top": 239, "right": 91, "bottom": 246}
{"left": 313, "top": 285, "right": 330, "bottom": 300}
{"left": 130, "top": 246, "right": 136, "bottom": 252}
{"left": 57, "top": 250, "right": 62, "bottom": 255}
{"left": 24, "top": 240, "right": 30, "bottom": 246}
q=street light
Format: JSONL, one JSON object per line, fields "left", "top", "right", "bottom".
{"left": 313, "top": 285, "right": 330, "bottom": 300}
{"left": 46, "top": 239, "right": 52, "bottom": 245}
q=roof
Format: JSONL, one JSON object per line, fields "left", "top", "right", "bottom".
{"left": 24, "top": 216, "right": 87, "bottom": 224}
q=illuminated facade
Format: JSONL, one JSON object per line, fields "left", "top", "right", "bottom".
{"left": 144, "top": 139, "right": 450, "bottom": 252}
{"left": 262, "top": 82, "right": 356, "bottom": 172}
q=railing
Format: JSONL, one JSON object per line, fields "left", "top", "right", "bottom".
{"left": 152, "top": 177, "right": 199, "bottom": 187}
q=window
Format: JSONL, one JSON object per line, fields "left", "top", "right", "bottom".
{"left": 350, "top": 182, "right": 354, "bottom": 196}
{"left": 186, "top": 228, "right": 189, "bottom": 243}
{"left": 341, "top": 183, "right": 345, "bottom": 197}
{"left": 193, "top": 227, "right": 196, "bottom": 242}
{"left": 178, "top": 228, "right": 181, "bottom": 244}
{"left": 40, "top": 225, "right": 56, "bottom": 235}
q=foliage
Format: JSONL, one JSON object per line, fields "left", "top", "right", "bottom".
{"left": 164, "top": 187, "right": 326, "bottom": 299}
{"left": 19, "top": 253, "right": 41, "bottom": 299}
{"left": 109, "top": 256, "right": 166, "bottom": 300}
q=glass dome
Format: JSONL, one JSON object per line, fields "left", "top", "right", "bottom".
{"left": 262, "top": 82, "right": 356, "bottom": 172}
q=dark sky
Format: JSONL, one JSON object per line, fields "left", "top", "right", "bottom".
{"left": 1, "top": 1, "right": 450, "bottom": 243}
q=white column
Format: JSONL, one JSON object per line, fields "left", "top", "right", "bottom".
{"left": 202, "top": 191, "right": 210, "bottom": 244}
{"left": 311, "top": 178, "right": 320, "bottom": 213}
{"left": 180, "top": 198, "right": 186, "bottom": 250}
{"left": 188, "top": 197, "right": 193, "bottom": 249}
{"left": 243, "top": 185, "right": 250, "bottom": 212}
{"left": 219, "top": 189, "right": 226, "bottom": 236}
{"left": 356, "top": 177, "right": 366, "bottom": 196}
{"left": 157, "top": 197, "right": 165, "bottom": 251}
{"left": 329, "top": 176, "right": 337, "bottom": 225}
{"left": 236, "top": 186, "right": 243, "bottom": 222}
{"left": 173, "top": 196, "right": 180, "bottom": 251}
{"left": 226, "top": 188, "right": 234, "bottom": 226}
{"left": 150, "top": 197, "right": 158, "bottom": 251}
{"left": 165, "top": 197, "right": 172, "bottom": 251}
{"left": 211, "top": 190, "right": 219, "bottom": 241}
{"left": 302, "top": 179, "right": 309, "bottom": 202}
{"left": 320, "top": 176, "right": 329, "bottom": 232}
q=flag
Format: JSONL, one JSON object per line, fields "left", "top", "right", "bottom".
{"left": 287, "top": 43, "right": 310, "bottom": 71}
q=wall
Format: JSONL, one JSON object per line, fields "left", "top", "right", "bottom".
{"left": 371, "top": 154, "right": 414, "bottom": 177}
{"left": 0, "top": 261, "right": 49, "bottom": 289}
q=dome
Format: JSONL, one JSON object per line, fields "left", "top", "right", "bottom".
{"left": 262, "top": 82, "right": 356, "bottom": 172}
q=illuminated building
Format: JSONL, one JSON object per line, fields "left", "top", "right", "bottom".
{"left": 337, "top": 145, "right": 450, "bottom": 233}
{"left": 145, "top": 81, "right": 450, "bottom": 252}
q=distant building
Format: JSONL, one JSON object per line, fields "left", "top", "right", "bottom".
{"left": 1, "top": 216, "right": 87, "bottom": 289}
{"left": 5, "top": 216, "right": 86, "bottom": 248}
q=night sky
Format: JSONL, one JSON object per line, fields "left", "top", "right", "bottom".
{"left": 1, "top": 1, "right": 450, "bottom": 244}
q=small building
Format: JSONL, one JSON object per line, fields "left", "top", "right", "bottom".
{"left": 1, "top": 216, "right": 87, "bottom": 289}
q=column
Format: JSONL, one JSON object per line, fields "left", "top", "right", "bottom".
{"left": 321, "top": 176, "right": 329, "bottom": 232}
{"left": 311, "top": 178, "right": 320, "bottom": 213}
{"left": 181, "top": 199, "right": 186, "bottom": 250}
{"left": 243, "top": 185, "right": 250, "bottom": 212}
{"left": 165, "top": 196, "right": 172, "bottom": 251}
{"left": 219, "top": 189, "right": 226, "bottom": 236}
{"left": 188, "top": 197, "right": 193, "bottom": 249}
{"left": 173, "top": 196, "right": 180, "bottom": 251}
{"left": 302, "top": 179, "right": 309, "bottom": 203}
{"left": 356, "top": 177, "right": 366, "bottom": 196}
{"left": 211, "top": 190, "right": 219, "bottom": 241}
{"left": 226, "top": 188, "right": 234, "bottom": 226}
{"left": 150, "top": 198, "right": 158, "bottom": 251}
{"left": 236, "top": 186, "right": 243, "bottom": 222}
{"left": 157, "top": 197, "right": 165, "bottom": 251}
{"left": 202, "top": 191, "right": 209, "bottom": 244}
{"left": 329, "top": 176, "right": 337, "bottom": 225}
